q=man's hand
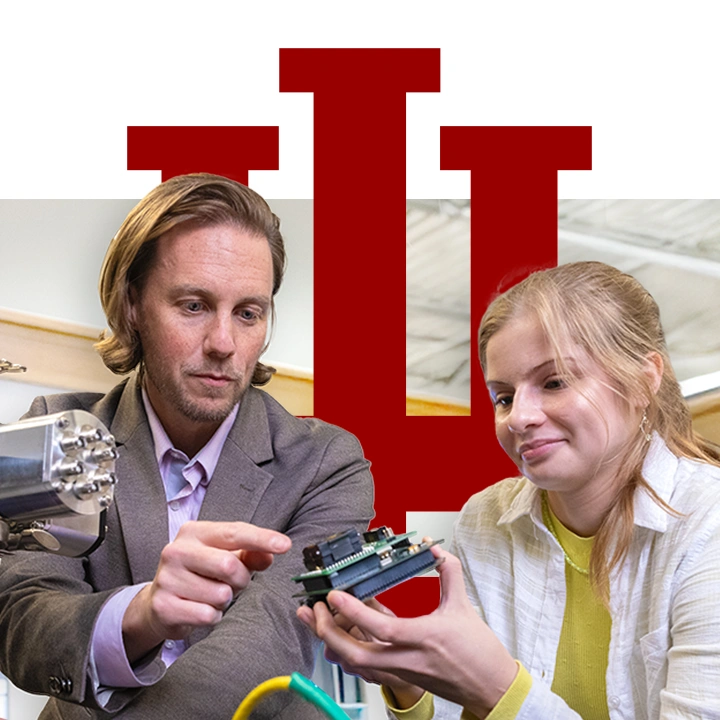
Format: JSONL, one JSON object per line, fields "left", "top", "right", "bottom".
{"left": 123, "top": 521, "right": 291, "bottom": 662}
{"left": 298, "top": 546, "right": 518, "bottom": 718}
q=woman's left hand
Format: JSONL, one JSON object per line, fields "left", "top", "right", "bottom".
{"left": 297, "top": 546, "right": 518, "bottom": 718}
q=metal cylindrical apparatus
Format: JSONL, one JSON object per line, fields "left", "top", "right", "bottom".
{"left": 0, "top": 410, "right": 117, "bottom": 555}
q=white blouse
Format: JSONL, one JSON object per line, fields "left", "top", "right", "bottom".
{"left": 428, "top": 434, "right": 720, "bottom": 719}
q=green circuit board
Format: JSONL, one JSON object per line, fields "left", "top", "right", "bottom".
{"left": 292, "top": 526, "right": 443, "bottom": 606}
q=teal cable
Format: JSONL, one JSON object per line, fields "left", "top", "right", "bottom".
{"left": 231, "top": 673, "right": 352, "bottom": 720}
{"left": 289, "top": 672, "right": 352, "bottom": 720}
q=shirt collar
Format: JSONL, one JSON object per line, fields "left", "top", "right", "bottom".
{"left": 497, "top": 479, "right": 541, "bottom": 527}
{"left": 141, "top": 386, "right": 240, "bottom": 484}
{"left": 634, "top": 432, "right": 679, "bottom": 531}
{"left": 497, "top": 432, "right": 679, "bottom": 533}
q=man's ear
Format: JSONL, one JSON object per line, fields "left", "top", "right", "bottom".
{"left": 643, "top": 351, "right": 664, "bottom": 396}
{"left": 128, "top": 286, "right": 139, "bottom": 329}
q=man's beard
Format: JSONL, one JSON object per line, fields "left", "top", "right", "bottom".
{"left": 144, "top": 361, "right": 249, "bottom": 424}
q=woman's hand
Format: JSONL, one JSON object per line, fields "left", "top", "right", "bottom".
{"left": 297, "top": 546, "right": 518, "bottom": 718}
{"left": 298, "top": 595, "right": 426, "bottom": 709}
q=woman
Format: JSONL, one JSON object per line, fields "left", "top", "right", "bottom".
{"left": 298, "top": 261, "right": 720, "bottom": 719}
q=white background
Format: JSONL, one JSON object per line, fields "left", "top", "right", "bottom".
{"left": 1, "top": 2, "right": 719, "bottom": 201}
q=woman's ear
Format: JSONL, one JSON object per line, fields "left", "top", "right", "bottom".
{"left": 643, "top": 351, "right": 664, "bottom": 396}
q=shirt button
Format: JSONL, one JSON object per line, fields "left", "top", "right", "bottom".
{"left": 164, "top": 640, "right": 175, "bottom": 649}
{"left": 608, "top": 695, "right": 620, "bottom": 709}
{"left": 169, "top": 501, "right": 180, "bottom": 511}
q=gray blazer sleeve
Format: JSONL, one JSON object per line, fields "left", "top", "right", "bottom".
{"left": 0, "top": 385, "right": 375, "bottom": 720}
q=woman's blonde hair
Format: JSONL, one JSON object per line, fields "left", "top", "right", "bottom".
{"left": 96, "top": 173, "right": 286, "bottom": 385}
{"left": 479, "top": 261, "right": 720, "bottom": 602}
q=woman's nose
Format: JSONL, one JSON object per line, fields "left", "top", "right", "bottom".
{"left": 506, "top": 390, "right": 544, "bottom": 433}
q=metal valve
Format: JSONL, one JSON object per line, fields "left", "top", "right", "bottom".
{"left": 0, "top": 410, "right": 118, "bottom": 556}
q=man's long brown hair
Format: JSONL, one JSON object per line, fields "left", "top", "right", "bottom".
{"left": 96, "top": 173, "right": 286, "bottom": 385}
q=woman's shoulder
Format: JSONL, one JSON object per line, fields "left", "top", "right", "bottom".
{"left": 669, "top": 455, "right": 720, "bottom": 531}
{"left": 641, "top": 447, "right": 720, "bottom": 567}
{"left": 637, "top": 437, "right": 720, "bottom": 529}
{"left": 675, "top": 453, "right": 720, "bottom": 488}
{"left": 658, "top": 450, "right": 720, "bottom": 523}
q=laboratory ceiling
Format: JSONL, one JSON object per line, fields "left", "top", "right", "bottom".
{"left": 406, "top": 199, "right": 720, "bottom": 404}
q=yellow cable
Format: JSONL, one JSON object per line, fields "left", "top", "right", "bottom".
{"left": 231, "top": 675, "right": 292, "bottom": 720}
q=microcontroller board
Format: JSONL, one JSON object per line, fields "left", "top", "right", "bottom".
{"left": 292, "top": 526, "right": 443, "bottom": 606}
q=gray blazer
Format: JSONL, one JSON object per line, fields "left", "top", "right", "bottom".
{"left": 0, "top": 375, "right": 374, "bottom": 719}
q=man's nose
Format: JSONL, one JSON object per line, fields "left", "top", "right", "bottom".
{"left": 506, "top": 390, "right": 544, "bottom": 433}
{"left": 204, "top": 314, "right": 236, "bottom": 357}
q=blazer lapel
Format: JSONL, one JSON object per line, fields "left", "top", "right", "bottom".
{"left": 198, "top": 387, "right": 275, "bottom": 524}
{"left": 190, "top": 388, "right": 275, "bottom": 647}
{"left": 109, "top": 375, "right": 170, "bottom": 584}
{"left": 106, "top": 382, "right": 276, "bottom": 582}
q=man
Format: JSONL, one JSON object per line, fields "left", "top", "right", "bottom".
{"left": 0, "top": 174, "right": 374, "bottom": 719}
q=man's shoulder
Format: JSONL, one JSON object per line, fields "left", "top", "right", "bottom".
{"left": 238, "top": 388, "right": 371, "bottom": 497}
{"left": 23, "top": 379, "right": 130, "bottom": 426}
{"left": 251, "top": 388, "right": 362, "bottom": 462}
{"left": 251, "top": 386, "right": 350, "bottom": 434}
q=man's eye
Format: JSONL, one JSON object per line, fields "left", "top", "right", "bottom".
{"left": 184, "top": 301, "right": 204, "bottom": 313}
{"left": 239, "top": 308, "right": 260, "bottom": 322}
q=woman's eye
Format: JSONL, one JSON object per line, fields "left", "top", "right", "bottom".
{"left": 545, "top": 377, "right": 566, "bottom": 390}
{"left": 494, "top": 395, "right": 513, "bottom": 408}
